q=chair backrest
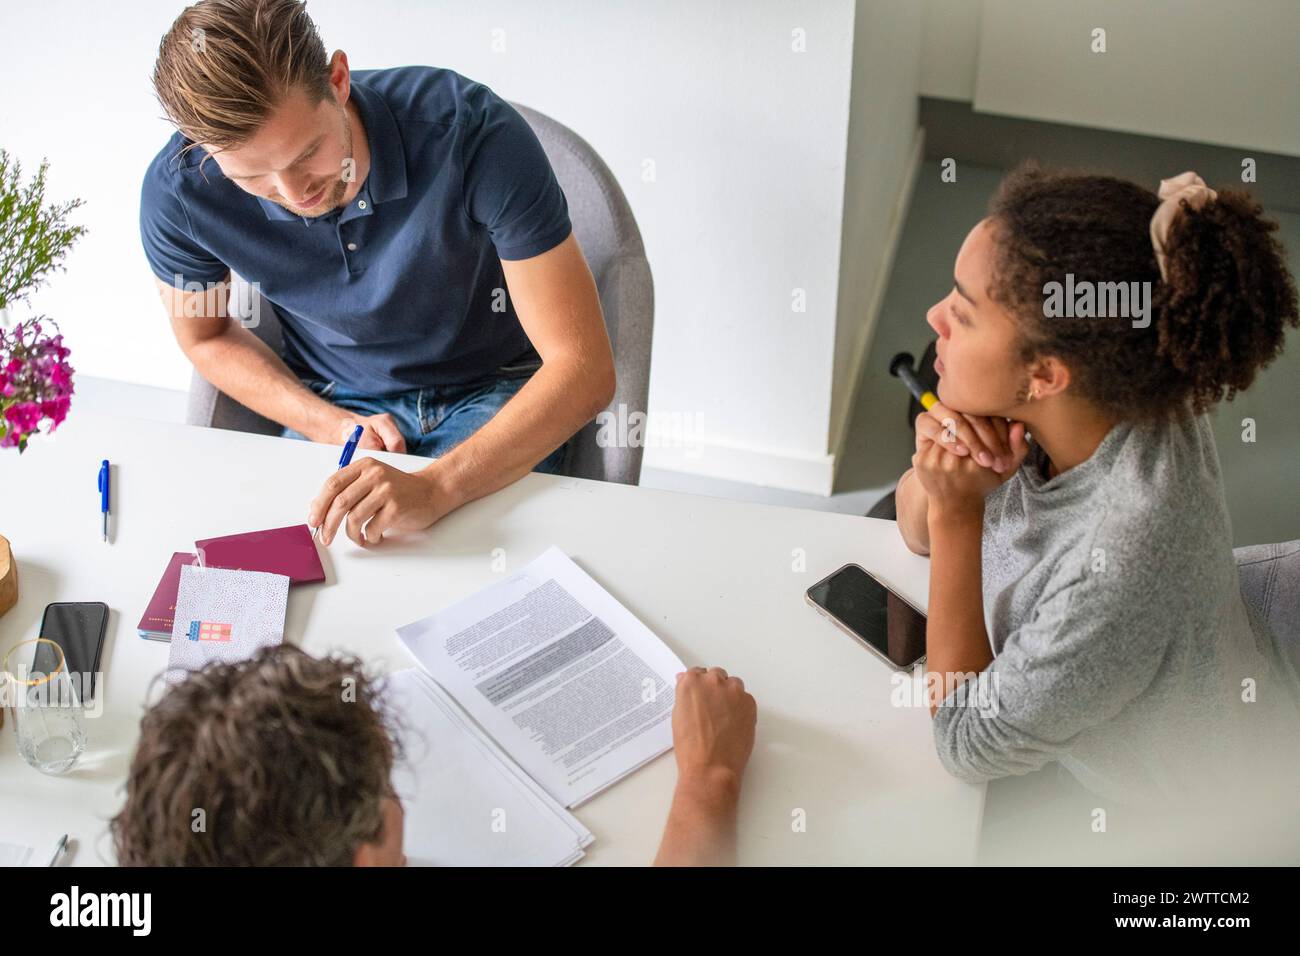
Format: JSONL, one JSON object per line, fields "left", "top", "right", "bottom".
{"left": 185, "top": 272, "right": 284, "bottom": 436}
{"left": 188, "top": 104, "right": 654, "bottom": 485}
{"left": 512, "top": 102, "right": 654, "bottom": 485}
{"left": 1234, "top": 539, "right": 1300, "bottom": 700}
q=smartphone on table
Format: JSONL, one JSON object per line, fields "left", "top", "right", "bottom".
{"left": 805, "top": 564, "right": 926, "bottom": 671}
{"left": 35, "top": 601, "right": 109, "bottom": 702}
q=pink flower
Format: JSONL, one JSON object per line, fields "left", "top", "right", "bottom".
{"left": 40, "top": 395, "right": 70, "bottom": 427}
{"left": 1, "top": 318, "right": 76, "bottom": 450}
{"left": 4, "top": 401, "right": 42, "bottom": 434}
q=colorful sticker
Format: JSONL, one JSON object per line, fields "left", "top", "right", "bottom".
{"left": 186, "top": 620, "right": 233, "bottom": 642}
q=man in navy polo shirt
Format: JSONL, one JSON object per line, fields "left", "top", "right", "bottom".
{"left": 142, "top": 0, "right": 614, "bottom": 548}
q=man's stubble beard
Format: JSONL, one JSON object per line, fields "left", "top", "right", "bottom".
{"left": 273, "top": 106, "right": 353, "bottom": 217}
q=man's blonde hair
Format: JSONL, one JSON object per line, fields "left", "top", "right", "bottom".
{"left": 152, "top": 0, "right": 333, "bottom": 158}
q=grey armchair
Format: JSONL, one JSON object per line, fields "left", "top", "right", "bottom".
{"left": 1234, "top": 539, "right": 1300, "bottom": 704}
{"left": 186, "top": 103, "right": 654, "bottom": 485}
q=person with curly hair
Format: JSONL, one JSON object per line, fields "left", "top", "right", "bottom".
{"left": 111, "top": 646, "right": 757, "bottom": 866}
{"left": 892, "top": 162, "right": 1300, "bottom": 815}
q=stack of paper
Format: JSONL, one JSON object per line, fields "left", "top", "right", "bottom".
{"left": 397, "top": 546, "right": 685, "bottom": 808}
{"left": 388, "top": 668, "right": 592, "bottom": 867}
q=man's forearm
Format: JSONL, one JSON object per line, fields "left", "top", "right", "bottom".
{"left": 184, "top": 323, "right": 339, "bottom": 439}
{"left": 426, "top": 355, "right": 613, "bottom": 512}
{"left": 895, "top": 468, "right": 931, "bottom": 555}
{"left": 925, "top": 506, "right": 993, "bottom": 715}
{"left": 653, "top": 767, "right": 742, "bottom": 867}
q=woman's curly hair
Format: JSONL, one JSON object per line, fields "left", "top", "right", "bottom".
{"left": 987, "top": 161, "right": 1298, "bottom": 421}
{"left": 111, "top": 645, "right": 401, "bottom": 866}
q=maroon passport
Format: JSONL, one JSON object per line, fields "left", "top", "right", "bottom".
{"left": 194, "top": 524, "right": 326, "bottom": 585}
{"left": 138, "top": 551, "right": 200, "bottom": 641}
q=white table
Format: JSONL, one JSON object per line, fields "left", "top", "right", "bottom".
{"left": 0, "top": 412, "right": 983, "bottom": 865}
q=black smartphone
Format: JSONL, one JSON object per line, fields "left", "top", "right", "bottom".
{"left": 806, "top": 564, "right": 926, "bottom": 671}
{"left": 36, "top": 602, "right": 109, "bottom": 702}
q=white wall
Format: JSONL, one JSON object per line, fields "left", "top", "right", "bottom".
{"left": 919, "top": 0, "right": 982, "bottom": 100}
{"left": 827, "top": 0, "right": 923, "bottom": 476}
{"left": 3, "top": 0, "right": 918, "bottom": 493}
{"left": 919, "top": 0, "right": 1300, "bottom": 158}
{"left": 975, "top": 0, "right": 1300, "bottom": 156}
{"left": 0, "top": 2, "right": 188, "bottom": 398}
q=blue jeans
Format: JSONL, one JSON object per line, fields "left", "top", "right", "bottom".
{"left": 281, "top": 362, "right": 569, "bottom": 474}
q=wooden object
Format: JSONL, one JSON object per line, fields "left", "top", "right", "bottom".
{"left": 0, "top": 534, "right": 16, "bottom": 619}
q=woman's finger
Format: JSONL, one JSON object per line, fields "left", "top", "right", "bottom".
{"left": 990, "top": 416, "right": 1011, "bottom": 454}
{"left": 1010, "top": 420, "right": 1030, "bottom": 459}
{"left": 915, "top": 414, "right": 964, "bottom": 453}
{"left": 961, "top": 413, "right": 1007, "bottom": 470}
{"left": 914, "top": 414, "right": 943, "bottom": 451}
{"left": 925, "top": 403, "right": 978, "bottom": 457}
{"left": 929, "top": 402, "right": 999, "bottom": 463}
{"left": 917, "top": 414, "right": 970, "bottom": 457}
{"left": 935, "top": 403, "right": 1003, "bottom": 463}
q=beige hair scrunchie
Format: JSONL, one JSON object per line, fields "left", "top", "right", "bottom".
{"left": 1150, "top": 171, "right": 1218, "bottom": 281}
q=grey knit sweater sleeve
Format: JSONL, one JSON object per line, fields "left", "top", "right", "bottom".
{"left": 930, "top": 501, "right": 1183, "bottom": 783}
{"left": 929, "top": 413, "right": 1299, "bottom": 803}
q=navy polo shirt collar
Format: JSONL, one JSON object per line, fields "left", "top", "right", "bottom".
{"left": 256, "top": 79, "right": 408, "bottom": 225}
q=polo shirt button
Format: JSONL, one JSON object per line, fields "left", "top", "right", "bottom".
{"left": 347, "top": 242, "right": 359, "bottom": 251}
{"left": 358, "top": 200, "right": 367, "bottom": 209}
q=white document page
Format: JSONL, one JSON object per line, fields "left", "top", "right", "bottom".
{"left": 397, "top": 546, "right": 685, "bottom": 807}
{"left": 388, "top": 669, "right": 592, "bottom": 867}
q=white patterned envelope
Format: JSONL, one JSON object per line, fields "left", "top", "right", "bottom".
{"left": 167, "top": 565, "right": 290, "bottom": 683}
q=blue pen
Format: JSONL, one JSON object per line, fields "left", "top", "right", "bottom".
{"left": 337, "top": 424, "right": 363, "bottom": 468}
{"left": 97, "top": 459, "right": 110, "bottom": 542}
{"left": 312, "top": 426, "right": 364, "bottom": 540}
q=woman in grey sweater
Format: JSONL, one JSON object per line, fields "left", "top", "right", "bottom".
{"left": 893, "top": 164, "right": 1300, "bottom": 821}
